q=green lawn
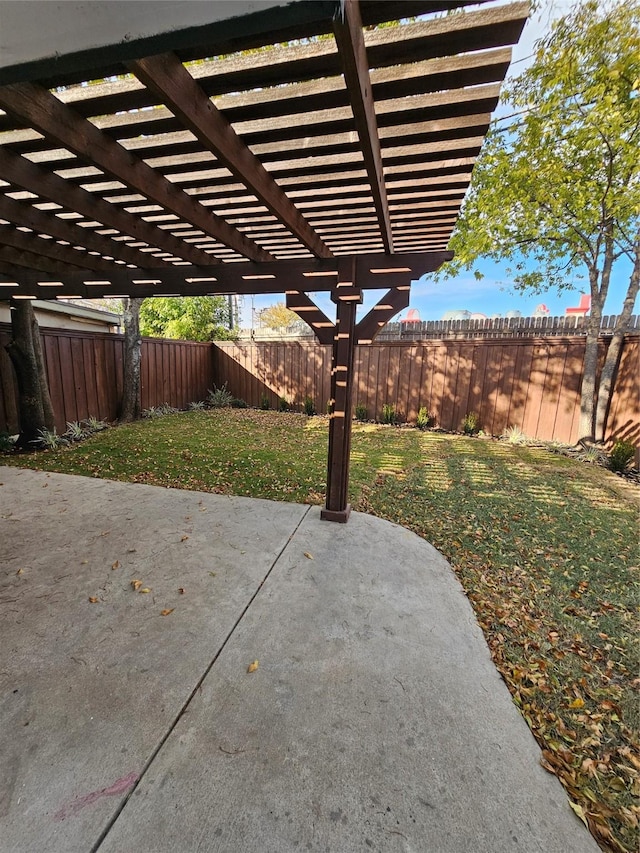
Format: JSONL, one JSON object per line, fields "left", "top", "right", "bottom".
{"left": 3, "top": 409, "right": 639, "bottom": 852}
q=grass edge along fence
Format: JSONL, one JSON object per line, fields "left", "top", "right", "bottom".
{"left": 0, "top": 324, "right": 638, "bottom": 449}
{"left": 0, "top": 325, "right": 214, "bottom": 434}
{"left": 213, "top": 335, "right": 639, "bottom": 448}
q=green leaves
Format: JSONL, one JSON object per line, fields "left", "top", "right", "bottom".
{"left": 139, "top": 296, "right": 236, "bottom": 342}
{"left": 442, "top": 0, "right": 640, "bottom": 291}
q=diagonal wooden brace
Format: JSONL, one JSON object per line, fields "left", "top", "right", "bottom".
{"left": 355, "top": 285, "right": 411, "bottom": 344}
{"left": 285, "top": 290, "right": 335, "bottom": 345}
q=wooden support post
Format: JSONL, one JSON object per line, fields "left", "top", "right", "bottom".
{"left": 321, "top": 257, "right": 361, "bottom": 523}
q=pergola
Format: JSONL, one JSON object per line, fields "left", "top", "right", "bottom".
{"left": 0, "top": 0, "right": 528, "bottom": 521}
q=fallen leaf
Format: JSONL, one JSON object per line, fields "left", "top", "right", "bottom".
{"left": 160, "top": 608, "right": 174, "bottom": 616}
{"left": 139, "top": 587, "right": 151, "bottom": 594}
{"left": 181, "top": 535, "right": 189, "bottom": 542}
{"left": 111, "top": 560, "right": 120, "bottom": 570}
{"left": 303, "top": 552, "right": 314, "bottom": 560}
{"left": 209, "top": 571, "right": 217, "bottom": 577}
{"left": 130, "top": 579, "right": 142, "bottom": 591}
{"left": 569, "top": 801, "right": 588, "bottom": 826}
{"left": 568, "top": 697, "right": 585, "bottom": 709}
{"left": 247, "top": 660, "right": 259, "bottom": 673}
{"left": 178, "top": 587, "right": 185, "bottom": 595}
{"left": 88, "top": 596, "right": 98, "bottom": 603}
{"left": 16, "top": 568, "right": 23, "bottom": 576}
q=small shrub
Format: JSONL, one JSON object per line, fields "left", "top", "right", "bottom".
{"left": 188, "top": 401, "right": 205, "bottom": 411}
{"left": 0, "top": 431, "right": 16, "bottom": 452}
{"left": 279, "top": 396, "right": 290, "bottom": 412}
{"left": 143, "top": 406, "right": 162, "bottom": 419}
{"left": 207, "top": 384, "right": 234, "bottom": 408}
{"left": 502, "top": 425, "right": 527, "bottom": 445}
{"left": 65, "top": 421, "right": 86, "bottom": 442}
{"left": 231, "top": 398, "right": 248, "bottom": 409}
{"left": 577, "top": 445, "right": 607, "bottom": 465}
{"left": 609, "top": 440, "right": 636, "bottom": 473}
{"left": 354, "top": 403, "right": 368, "bottom": 422}
{"left": 260, "top": 394, "right": 270, "bottom": 410}
{"left": 83, "top": 416, "right": 108, "bottom": 432}
{"left": 462, "top": 412, "right": 480, "bottom": 435}
{"left": 30, "top": 427, "right": 68, "bottom": 450}
{"left": 159, "top": 402, "right": 179, "bottom": 415}
{"left": 416, "top": 406, "right": 432, "bottom": 430}
{"left": 303, "top": 396, "right": 316, "bottom": 416}
{"left": 381, "top": 403, "right": 397, "bottom": 425}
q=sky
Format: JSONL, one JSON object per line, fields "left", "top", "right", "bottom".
{"left": 242, "top": 1, "right": 638, "bottom": 328}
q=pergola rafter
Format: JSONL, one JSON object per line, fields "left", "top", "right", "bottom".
{"left": 0, "top": 0, "right": 529, "bottom": 521}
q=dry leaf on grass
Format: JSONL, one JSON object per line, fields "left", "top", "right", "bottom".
{"left": 247, "top": 660, "right": 259, "bottom": 673}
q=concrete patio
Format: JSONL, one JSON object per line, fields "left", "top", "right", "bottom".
{"left": 0, "top": 466, "right": 598, "bottom": 852}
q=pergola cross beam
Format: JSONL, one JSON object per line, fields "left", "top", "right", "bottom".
{"left": 0, "top": 147, "right": 220, "bottom": 267}
{"left": 0, "top": 82, "right": 273, "bottom": 262}
{"left": 128, "top": 53, "right": 333, "bottom": 260}
{"left": 333, "top": 0, "right": 393, "bottom": 253}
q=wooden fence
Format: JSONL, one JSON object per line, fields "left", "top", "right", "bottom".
{"left": 1, "top": 325, "right": 638, "bottom": 447}
{"left": 0, "top": 324, "right": 214, "bottom": 434}
{"left": 213, "top": 336, "right": 639, "bottom": 446}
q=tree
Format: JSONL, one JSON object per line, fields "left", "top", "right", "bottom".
{"left": 119, "top": 297, "right": 143, "bottom": 423}
{"left": 139, "top": 296, "right": 236, "bottom": 341}
{"left": 258, "top": 302, "right": 298, "bottom": 330}
{"left": 443, "top": 0, "right": 640, "bottom": 443}
{"left": 4, "top": 299, "right": 56, "bottom": 448}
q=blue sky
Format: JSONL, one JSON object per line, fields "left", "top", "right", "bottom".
{"left": 241, "top": 1, "right": 638, "bottom": 328}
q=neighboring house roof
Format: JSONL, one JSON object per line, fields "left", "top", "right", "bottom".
{"left": 0, "top": 298, "right": 121, "bottom": 330}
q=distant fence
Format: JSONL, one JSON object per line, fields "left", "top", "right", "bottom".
{"left": 214, "top": 336, "right": 639, "bottom": 446}
{"left": 0, "top": 324, "right": 214, "bottom": 434}
{"left": 376, "top": 313, "right": 640, "bottom": 340}
{"left": 245, "top": 314, "right": 640, "bottom": 342}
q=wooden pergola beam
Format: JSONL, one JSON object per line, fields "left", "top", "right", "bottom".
{"left": 285, "top": 291, "right": 335, "bottom": 345}
{"left": 0, "top": 226, "right": 115, "bottom": 271}
{"left": 355, "top": 287, "right": 411, "bottom": 344}
{"left": 0, "top": 193, "right": 162, "bottom": 268}
{"left": 0, "top": 148, "right": 219, "bottom": 267}
{"left": 322, "top": 257, "right": 361, "bottom": 522}
{"left": 0, "top": 246, "right": 89, "bottom": 275}
{"left": 0, "top": 82, "right": 273, "bottom": 262}
{"left": 128, "top": 53, "right": 333, "bottom": 260}
{"left": 333, "top": 0, "right": 393, "bottom": 253}
{"left": 0, "top": 251, "right": 454, "bottom": 300}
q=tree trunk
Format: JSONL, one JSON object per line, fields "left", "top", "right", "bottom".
{"left": 30, "top": 314, "right": 55, "bottom": 431}
{"left": 577, "top": 309, "right": 602, "bottom": 443}
{"left": 4, "top": 299, "right": 48, "bottom": 448}
{"left": 593, "top": 240, "right": 640, "bottom": 442}
{"left": 119, "top": 297, "right": 144, "bottom": 423}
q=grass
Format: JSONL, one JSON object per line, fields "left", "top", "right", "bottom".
{"left": 3, "top": 409, "right": 639, "bottom": 852}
